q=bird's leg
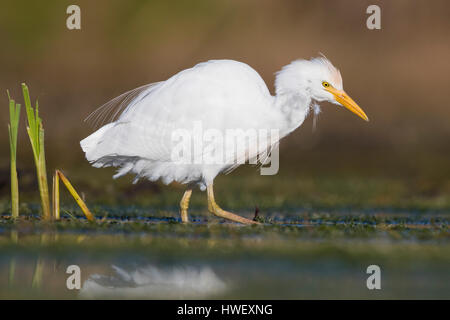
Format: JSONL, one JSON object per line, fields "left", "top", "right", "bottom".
{"left": 207, "top": 184, "right": 260, "bottom": 225}
{"left": 180, "top": 189, "right": 192, "bottom": 223}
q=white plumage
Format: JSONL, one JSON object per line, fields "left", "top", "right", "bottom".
{"left": 81, "top": 57, "right": 368, "bottom": 224}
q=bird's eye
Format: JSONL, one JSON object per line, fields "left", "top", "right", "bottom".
{"left": 322, "top": 81, "right": 330, "bottom": 88}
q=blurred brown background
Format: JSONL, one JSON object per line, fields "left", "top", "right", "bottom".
{"left": 0, "top": 0, "right": 449, "bottom": 202}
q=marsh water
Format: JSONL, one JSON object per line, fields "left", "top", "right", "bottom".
{"left": 1, "top": 208, "right": 449, "bottom": 299}
{"left": 1, "top": 157, "right": 449, "bottom": 299}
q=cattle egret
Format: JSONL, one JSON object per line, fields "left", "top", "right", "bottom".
{"left": 81, "top": 56, "right": 368, "bottom": 225}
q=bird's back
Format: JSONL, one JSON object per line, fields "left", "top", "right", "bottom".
{"left": 81, "top": 60, "right": 277, "bottom": 185}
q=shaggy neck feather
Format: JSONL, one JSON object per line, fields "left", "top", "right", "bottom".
{"left": 273, "top": 89, "right": 312, "bottom": 138}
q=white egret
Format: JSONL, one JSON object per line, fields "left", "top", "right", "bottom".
{"left": 81, "top": 56, "right": 368, "bottom": 224}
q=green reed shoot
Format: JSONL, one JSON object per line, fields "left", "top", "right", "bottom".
{"left": 22, "top": 83, "right": 51, "bottom": 220}
{"left": 7, "top": 90, "right": 21, "bottom": 219}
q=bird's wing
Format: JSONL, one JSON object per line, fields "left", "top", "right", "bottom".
{"left": 84, "top": 82, "right": 162, "bottom": 130}
{"left": 81, "top": 60, "right": 276, "bottom": 172}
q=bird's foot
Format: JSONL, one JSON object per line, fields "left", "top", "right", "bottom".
{"left": 208, "top": 201, "right": 260, "bottom": 225}
{"left": 206, "top": 184, "right": 260, "bottom": 225}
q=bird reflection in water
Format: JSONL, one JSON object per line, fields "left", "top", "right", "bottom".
{"left": 80, "top": 265, "right": 227, "bottom": 299}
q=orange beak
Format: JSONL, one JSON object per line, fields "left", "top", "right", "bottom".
{"left": 325, "top": 87, "right": 369, "bottom": 121}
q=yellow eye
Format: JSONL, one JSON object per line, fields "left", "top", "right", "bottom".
{"left": 322, "top": 81, "right": 330, "bottom": 88}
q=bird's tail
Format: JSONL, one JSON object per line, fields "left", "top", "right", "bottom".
{"left": 80, "top": 122, "right": 115, "bottom": 163}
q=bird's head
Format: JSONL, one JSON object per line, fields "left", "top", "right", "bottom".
{"left": 275, "top": 55, "right": 369, "bottom": 121}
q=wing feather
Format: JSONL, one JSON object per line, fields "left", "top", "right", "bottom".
{"left": 84, "top": 82, "right": 162, "bottom": 129}
{"left": 81, "top": 60, "right": 279, "bottom": 184}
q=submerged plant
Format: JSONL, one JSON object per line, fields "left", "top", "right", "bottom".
{"left": 22, "top": 83, "right": 51, "bottom": 220}
{"left": 7, "top": 90, "right": 21, "bottom": 219}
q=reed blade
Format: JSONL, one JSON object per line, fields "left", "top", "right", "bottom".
{"left": 7, "top": 91, "right": 21, "bottom": 219}
{"left": 57, "top": 170, "right": 95, "bottom": 222}
{"left": 52, "top": 171, "right": 60, "bottom": 220}
{"left": 22, "top": 83, "right": 51, "bottom": 220}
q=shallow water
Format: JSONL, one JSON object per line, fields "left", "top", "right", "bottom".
{"left": 0, "top": 210, "right": 449, "bottom": 299}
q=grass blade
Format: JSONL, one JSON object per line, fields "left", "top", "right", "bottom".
{"left": 22, "top": 83, "right": 51, "bottom": 220}
{"left": 57, "top": 170, "right": 95, "bottom": 222}
{"left": 37, "top": 126, "right": 51, "bottom": 219}
{"left": 7, "top": 90, "right": 21, "bottom": 219}
{"left": 52, "top": 171, "right": 60, "bottom": 220}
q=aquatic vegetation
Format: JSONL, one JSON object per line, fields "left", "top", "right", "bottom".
{"left": 6, "top": 84, "right": 95, "bottom": 222}
{"left": 53, "top": 170, "right": 95, "bottom": 222}
{"left": 7, "top": 90, "right": 21, "bottom": 219}
{"left": 22, "top": 83, "right": 51, "bottom": 220}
